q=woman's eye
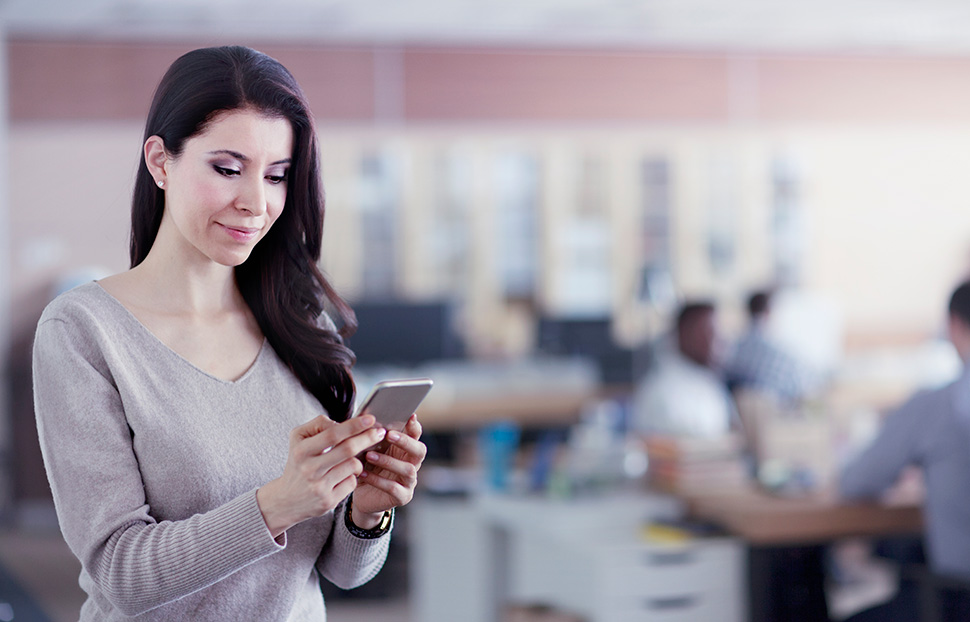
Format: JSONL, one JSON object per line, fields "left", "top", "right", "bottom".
{"left": 213, "top": 165, "right": 240, "bottom": 177}
{"left": 266, "top": 172, "right": 288, "bottom": 185}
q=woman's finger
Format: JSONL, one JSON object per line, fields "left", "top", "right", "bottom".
{"left": 358, "top": 469, "right": 411, "bottom": 500}
{"left": 298, "top": 415, "right": 376, "bottom": 458}
{"left": 297, "top": 427, "right": 384, "bottom": 486}
{"left": 403, "top": 414, "right": 423, "bottom": 440}
{"left": 312, "top": 454, "right": 363, "bottom": 486}
{"left": 317, "top": 426, "right": 386, "bottom": 466}
{"left": 291, "top": 414, "right": 335, "bottom": 442}
{"left": 364, "top": 451, "right": 419, "bottom": 485}
{"left": 383, "top": 427, "right": 427, "bottom": 464}
{"left": 327, "top": 474, "right": 359, "bottom": 508}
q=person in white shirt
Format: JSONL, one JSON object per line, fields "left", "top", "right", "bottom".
{"left": 630, "top": 301, "right": 738, "bottom": 438}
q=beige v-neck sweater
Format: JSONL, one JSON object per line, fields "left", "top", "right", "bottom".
{"left": 32, "top": 282, "right": 390, "bottom": 621}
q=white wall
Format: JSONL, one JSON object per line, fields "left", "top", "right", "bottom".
{"left": 794, "top": 127, "right": 970, "bottom": 338}
{"left": 8, "top": 122, "right": 137, "bottom": 333}
{"left": 9, "top": 122, "right": 970, "bottom": 348}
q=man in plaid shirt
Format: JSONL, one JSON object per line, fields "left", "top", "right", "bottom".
{"left": 725, "top": 290, "right": 812, "bottom": 404}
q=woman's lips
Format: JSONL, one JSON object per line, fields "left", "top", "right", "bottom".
{"left": 220, "top": 223, "right": 259, "bottom": 242}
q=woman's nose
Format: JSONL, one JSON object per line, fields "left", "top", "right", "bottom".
{"left": 235, "top": 177, "right": 267, "bottom": 215}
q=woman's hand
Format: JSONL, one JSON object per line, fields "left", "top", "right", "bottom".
{"left": 257, "top": 414, "right": 386, "bottom": 538}
{"left": 350, "top": 414, "right": 427, "bottom": 528}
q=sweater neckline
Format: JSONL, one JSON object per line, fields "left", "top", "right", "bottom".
{"left": 88, "top": 281, "right": 268, "bottom": 386}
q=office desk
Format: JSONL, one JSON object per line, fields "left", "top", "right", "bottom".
{"left": 678, "top": 485, "right": 923, "bottom": 622}
{"left": 681, "top": 486, "right": 923, "bottom": 545}
{"left": 355, "top": 358, "right": 601, "bottom": 432}
{"left": 416, "top": 391, "right": 590, "bottom": 431}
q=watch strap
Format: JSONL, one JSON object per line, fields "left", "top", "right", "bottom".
{"left": 344, "top": 494, "right": 393, "bottom": 539}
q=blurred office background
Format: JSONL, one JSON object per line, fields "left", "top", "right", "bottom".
{"left": 3, "top": 1, "right": 970, "bottom": 621}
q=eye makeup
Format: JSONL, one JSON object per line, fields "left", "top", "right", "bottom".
{"left": 213, "top": 164, "right": 241, "bottom": 177}
{"left": 207, "top": 149, "right": 290, "bottom": 183}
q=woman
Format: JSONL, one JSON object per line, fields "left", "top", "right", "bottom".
{"left": 32, "top": 46, "right": 426, "bottom": 620}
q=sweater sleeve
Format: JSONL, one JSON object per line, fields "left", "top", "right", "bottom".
{"left": 839, "top": 390, "right": 934, "bottom": 500}
{"left": 33, "top": 316, "right": 285, "bottom": 616}
{"left": 315, "top": 497, "right": 392, "bottom": 590}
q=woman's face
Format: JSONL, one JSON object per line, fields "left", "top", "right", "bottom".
{"left": 151, "top": 107, "right": 294, "bottom": 268}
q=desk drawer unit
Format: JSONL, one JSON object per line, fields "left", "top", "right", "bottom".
{"left": 596, "top": 586, "right": 741, "bottom": 622}
{"left": 602, "top": 542, "right": 739, "bottom": 597}
{"left": 565, "top": 538, "right": 746, "bottom": 622}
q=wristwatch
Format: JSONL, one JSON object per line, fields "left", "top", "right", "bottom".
{"left": 344, "top": 494, "right": 393, "bottom": 539}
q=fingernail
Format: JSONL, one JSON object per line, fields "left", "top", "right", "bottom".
{"left": 361, "top": 415, "right": 375, "bottom": 426}
{"left": 367, "top": 451, "right": 380, "bottom": 462}
{"left": 375, "top": 428, "right": 387, "bottom": 438}
{"left": 359, "top": 470, "right": 369, "bottom": 478}
{"left": 387, "top": 431, "right": 401, "bottom": 441}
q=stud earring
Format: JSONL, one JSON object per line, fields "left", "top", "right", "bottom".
{"left": 156, "top": 179, "right": 164, "bottom": 189}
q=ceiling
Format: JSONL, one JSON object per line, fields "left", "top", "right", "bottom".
{"left": 3, "top": 0, "right": 970, "bottom": 55}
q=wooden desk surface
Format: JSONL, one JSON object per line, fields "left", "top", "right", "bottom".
{"left": 681, "top": 485, "right": 923, "bottom": 546}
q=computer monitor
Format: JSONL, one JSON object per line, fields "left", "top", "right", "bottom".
{"left": 346, "top": 299, "right": 465, "bottom": 367}
{"left": 536, "top": 316, "right": 644, "bottom": 385}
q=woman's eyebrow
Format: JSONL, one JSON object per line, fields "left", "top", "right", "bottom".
{"left": 207, "top": 149, "right": 291, "bottom": 166}
{"left": 208, "top": 149, "right": 248, "bottom": 161}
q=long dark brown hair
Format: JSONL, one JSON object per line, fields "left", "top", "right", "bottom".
{"left": 130, "top": 45, "right": 357, "bottom": 420}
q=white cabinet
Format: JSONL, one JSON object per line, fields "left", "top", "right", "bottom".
{"left": 575, "top": 538, "right": 745, "bottom": 622}
{"left": 409, "top": 498, "right": 496, "bottom": 622}
{"left": 409, "top": 493, "right": 746, "bottom": 622}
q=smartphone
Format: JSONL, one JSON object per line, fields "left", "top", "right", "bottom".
{"left": 353, "top": 378, "right": 434, "bottom": 428}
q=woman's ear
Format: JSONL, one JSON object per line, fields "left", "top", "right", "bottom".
{"left": 144, "top": 135, "right": 169, "bottom": 187}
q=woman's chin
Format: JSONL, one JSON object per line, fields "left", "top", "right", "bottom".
{"left": 211, "top": 248, "right": 256, "bottom": 268}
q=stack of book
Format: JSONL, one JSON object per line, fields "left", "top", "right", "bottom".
{"left": 644, "top": 434, "right": 749, "bottom": 493}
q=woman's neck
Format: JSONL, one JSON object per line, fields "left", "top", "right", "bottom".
{"left": 129, "top": 242, "right": 243, "bottom": 318}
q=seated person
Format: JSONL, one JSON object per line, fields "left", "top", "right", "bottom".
{"left": 725, "top": 289, "right": 814, "bottom": 404}
{"left": 840, "top": 280, "right": 970, "bottom": 621}
{"left": 630, "top": 301, "right": 737, "bottom": 438}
